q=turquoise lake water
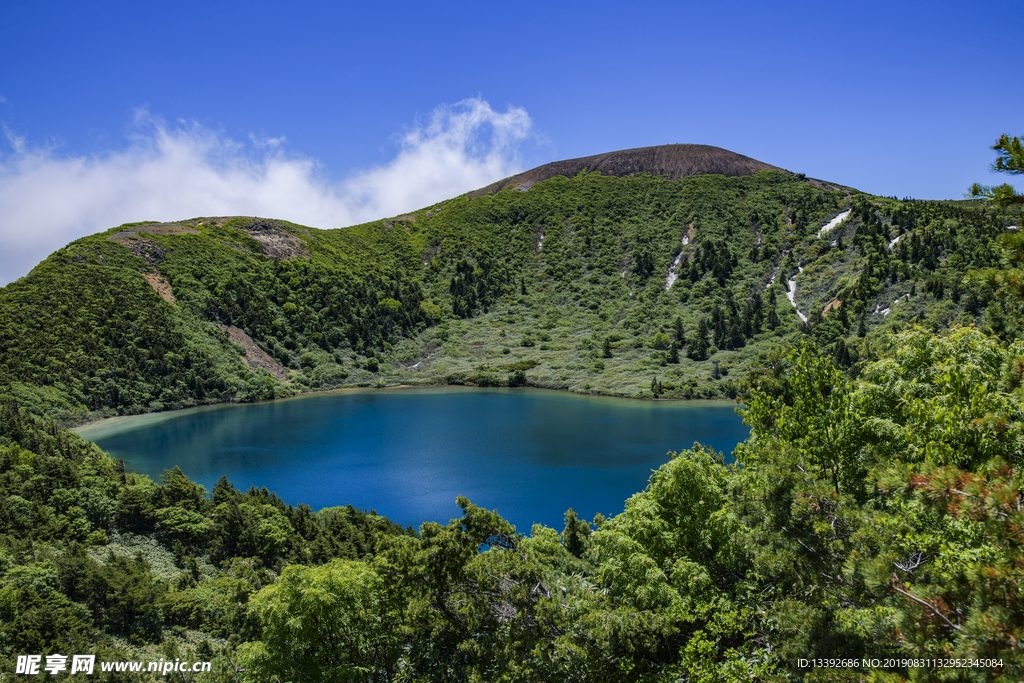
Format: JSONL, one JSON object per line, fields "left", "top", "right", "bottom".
{"left": 76, "top": 387, "right": 749, "bottom": 532}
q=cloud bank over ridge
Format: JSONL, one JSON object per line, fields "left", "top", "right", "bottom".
{"left": 0, "top": 97, "right": 532, "bottom": 285}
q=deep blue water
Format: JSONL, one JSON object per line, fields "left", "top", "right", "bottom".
{"left": 76, "top": 387, "right": 749, "bottom": 532}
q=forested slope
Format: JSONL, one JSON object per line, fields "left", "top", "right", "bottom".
{"left": 0, "top": 159, "right": 1019, "bottom": 422}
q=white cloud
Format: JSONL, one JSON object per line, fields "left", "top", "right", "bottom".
{"left": 0, "top": 97, "right": 532, "bottom": 285}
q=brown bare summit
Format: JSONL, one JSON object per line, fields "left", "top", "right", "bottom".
{"left": 470, "top": 143, "right": 782, "bottom": 197}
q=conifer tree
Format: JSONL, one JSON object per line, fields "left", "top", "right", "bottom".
{"left": 561, "top": 508, "right": 590, "bottom": 558}
{"left": 689, "top": 319, "right": 710, "bottom": 360}
{"left": 969, "top": 134, "right": 1024, "bottom": 205}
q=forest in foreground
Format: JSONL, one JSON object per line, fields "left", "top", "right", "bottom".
{"left": 0, "top": 141, "right": 1022, "bottom": 680}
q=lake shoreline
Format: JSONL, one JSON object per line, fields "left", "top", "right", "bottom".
{"left": 71, "top": 381, "right": 743, "bottom": 433}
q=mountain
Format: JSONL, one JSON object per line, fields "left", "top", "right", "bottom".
{"left": 1, "top": 144, "right": 1022, "bottom": 680}
{"left": 469, "top": 143, "right": 783, "bottom": 196}
{"left": 0, "top": 145, "right": 1018, "bottom": 425}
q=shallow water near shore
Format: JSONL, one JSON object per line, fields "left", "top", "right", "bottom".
{"left": 76, "top": 387, "right": 749, "bottom": 531}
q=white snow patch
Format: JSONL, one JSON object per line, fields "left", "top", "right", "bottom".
{"left": 664, "top": 236, "right": 690, "bottom": 290}
{"left": 888, "top": 234, "right": 902, "bottom": 249}
{"left": 786, "top": 266, "right": 807, "bottom": 322}
{"left": 818, "top": 210, "right": 851, "bottom": 237}
{"left": 874, "top": 294, "right": 909, "bottom": 317}
{"left": 665, "top": 252, "right": 684, "bottom": 290}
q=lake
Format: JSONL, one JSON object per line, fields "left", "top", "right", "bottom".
{"left": 75, "top": 387, "right": 749, "bottom": 532}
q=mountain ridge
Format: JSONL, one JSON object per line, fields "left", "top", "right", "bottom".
{"left": 469, "top": 143, "right": 783, "bottom": 197}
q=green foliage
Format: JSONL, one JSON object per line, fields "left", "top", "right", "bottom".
{"left": 872, "top": 461, "right": 1023, "bottom": 669}
{"left": 856, "top": 327, "right": 1024, "bottom": 470}
{"left": 735, "top": 327, "right": 1024, "bottom": 680}
{"left": 0, "top": 400, "right": 412, "bottom": 675}
{"left": 741, "top": 341, "right": 856, "bottom": 494}
{"left": 240, "top": 560, "right": 400, "bottom": 683}
{"left": 969, "top": 133, "right": 1024, "bottom": 205}
{"left": 560, "top": 507, "right": 590, "bottom": 559}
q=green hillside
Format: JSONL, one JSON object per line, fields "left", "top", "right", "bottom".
{"left": 1, "top": 156, "right": 1019, "bottom": 423}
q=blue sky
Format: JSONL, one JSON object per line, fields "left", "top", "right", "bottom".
{"left": 1, "top": 0, "right": 1021, "bottom": 284}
